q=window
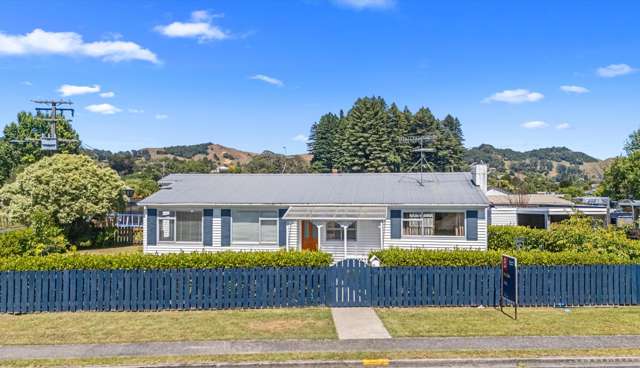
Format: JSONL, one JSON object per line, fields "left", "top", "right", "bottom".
{"left": 402, "top": 211, "right": 464, "bottom": 237}
{"left": 326, "top": 221, "right": 357, "bottom": 241}
{"left": 158, "top": 210, "right": 203, "bottom": 243}
{"left": 232, "top": 210, "right": 278, "bottom": 244}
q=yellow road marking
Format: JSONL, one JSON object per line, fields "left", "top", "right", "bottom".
{"left": 362, "top": 358, "right": 390, "bottom": 366}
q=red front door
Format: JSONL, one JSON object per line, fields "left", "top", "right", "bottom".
{"left": 300, "top": 221, "right": 318, "bottom": 251}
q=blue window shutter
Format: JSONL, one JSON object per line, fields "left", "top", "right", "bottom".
{"left": 466, "top": 210, "right": 478, "bottom": 241}
{"left": 221, "top": 209, "right": 231, "bottom": 246}
{"left": 147, "top": 208, "right": 157, "bottom": 245}
{"left": 203, "top": 209, "right": 213, "bottom": 246}
{"left": 390, "top": 210, "right": 401, "bottom": 239}
{"left": 278, "top": 209, "right": 287, "bottom": 247}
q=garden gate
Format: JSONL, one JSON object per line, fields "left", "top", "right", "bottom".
{"left": 327, "top": 259, "right": 371, "bottom": 307}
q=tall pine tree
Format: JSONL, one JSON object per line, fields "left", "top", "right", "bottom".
{"left": 308, "top": 113, "right": 340, "bottom": 172}
{"left": 337, "top": 97, "right": 395, "bottom": 172}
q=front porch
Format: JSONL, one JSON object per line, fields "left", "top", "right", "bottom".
{"left": 283, "top": 206, "right": 387, "bottom": 262}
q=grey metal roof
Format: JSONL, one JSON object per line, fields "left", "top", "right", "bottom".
{"left": 282, "top": 206, "right": 387, "bottom": 221}
{"left": 139, "top": 173, "right": 489, "bottom": 207}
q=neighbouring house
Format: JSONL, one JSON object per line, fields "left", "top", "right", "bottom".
{"left": 487, "top": 189, "right": 609, "bottom": 229}
{"left": 611, "top": 199, "right": 640, "bottom": 227}
{"left": 138, "top": 165, "right": 490, "bottom": 261}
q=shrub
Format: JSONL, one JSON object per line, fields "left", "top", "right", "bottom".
{"left": 370, "top": 248, "right": 636, "bottom": 267}
{"left": 488, "top": 215, "right": 640, "bottom": 259}
{"left": 0, "top": 228, "right": 35, "bottom": 257}
{"left": 0, "top": 250, "right": 333, "bottom": 271}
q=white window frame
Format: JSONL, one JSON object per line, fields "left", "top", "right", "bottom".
{"left": 400, "top": 210, "right": 466, "bottom": 238}
{"left": 325, "top": 221, "right": 357, "bottom": 242}
{"left": 230, "top": 210, "right": 279, "bottom": 245}
{"left": 157, "top": 209, "right": 204, "bottom": 244}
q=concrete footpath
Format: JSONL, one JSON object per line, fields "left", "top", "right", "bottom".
{"left": 331, "top": 307, "right": 391, "bottom": 339}
{"left": 2, "top": 335, "right": 640, "bottom": 360}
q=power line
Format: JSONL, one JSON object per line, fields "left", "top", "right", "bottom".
{"left": 10, "top": 99, "right": 78, "bottom": 151}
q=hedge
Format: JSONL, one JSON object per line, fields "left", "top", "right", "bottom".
{"left": 370, "top": 248, "right": 639, "bottom": 267}
{"left": 0, "top": 251, "right": 333, "bottom": 271}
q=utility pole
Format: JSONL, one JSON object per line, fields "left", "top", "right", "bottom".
{"left": 10, "top": 99, "right": 77, "bottom": 151}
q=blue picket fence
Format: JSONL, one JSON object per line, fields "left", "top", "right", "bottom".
{"left": 0, "top": 261, "right": 639, "bottom": 313}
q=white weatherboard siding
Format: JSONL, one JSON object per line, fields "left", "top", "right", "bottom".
{"left": 383, "top": 209, "right": 488, "bottom": 251}
{"left": 286, "top": 220, "right": 299, "bottom": 250}
{"left": 320, "top": 220, "right": 382, "bottom": 262}
{"left": 489, "top": 207, "right": 518, "bottom": 226}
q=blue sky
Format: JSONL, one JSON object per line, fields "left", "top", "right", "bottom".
{"left": 0, "top": 0, "right": 638, "bottom": 159}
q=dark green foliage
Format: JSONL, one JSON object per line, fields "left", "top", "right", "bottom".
{"left": 370, "top": 248, "right": 636, "bottom": 267}
{"left": 308, "top": 97, "right": 467, "bottom": 173}
{"left": 0, "top": 251, "right": 333, "bottom": 271}
{"left": 163, "top": 143, "right": 212, "bottom": 158}
{"left": 335, "top": 97, "right": 396, "bottom": 172}
{"left": 308, "top": 113, "right": 340, "bottom": 172}
{"left": 129, "top": 157, "right": 216, "bottom": 181}
{"left": 466, "top": 145, "right": 597, "bottom": 166}
{"left": 243, "top": 151, "right": 310, "bottom": 173}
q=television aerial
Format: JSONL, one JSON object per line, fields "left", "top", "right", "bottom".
{"left": 399, "top": 135, "right": 437, "bottom": 186}
{"left": 9, "top": 99, "right": 78, "bottom": 151}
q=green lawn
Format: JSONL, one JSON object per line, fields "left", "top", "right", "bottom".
{"left": 376, "top": 307, "right": 640, "bottom": 337}
{"left": 0, "top": 308, "right": 336, "bottom": 345}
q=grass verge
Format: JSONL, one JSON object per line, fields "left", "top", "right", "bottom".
{"left": 2, "top": 349, "right": 640, "bottom": 367}
{"left": 376, "top": 307, "right": 640, "bottom": 337}
{"left": 0, "top": 308, "right": 336, "bottom": 345}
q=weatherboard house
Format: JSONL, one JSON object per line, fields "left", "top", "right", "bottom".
{"left": 139, "top": 165, "right": 490, "bottom": 261}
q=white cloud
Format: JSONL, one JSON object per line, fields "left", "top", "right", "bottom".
{"left": 21, "top": 81, "right": 32, "bottom": 86}
{"left": 483, "top": 89, "right": 544, "bottom": 104}
{"left": 155, "top": 114, "right": 168, "bottom": 120}
{"left": 556, "top": 123, "right": 570, "bottom": 130}
{"left": 128, "top": 108, "right": 144, "bottom": 113}
{"left": 597, "top": 64, "right": 636, "bottom": 78}
{"left": 86, "top": 103, "right": 121, "bottom": 114}
{"left": 99, "top": 91, "right": 115, "bottom": 98}
{"left": 58, "top": 84, "right": 100, "bottom": 96}
{"left": 332, "top": 0, "right": 395, "bottom": 10}
{"left": 560, "top": 85, "right": 589, "bottom": 94}
{"left": 250, "top": 74, "right": 284, "bottom": 87}
{"left": 154, "top": 10, "right": 229, "bottom": 42}
{"left": 0, "top": 28, "right": 159, "bottom": 63}
{"left": 292, "top": 134, "right": 309, "bottom": 143}
{"left": 521, "top": 120, "right": 549, "bottom": 129}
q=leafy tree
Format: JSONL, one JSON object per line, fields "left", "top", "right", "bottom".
{"left": 0, "top": 154, "right": 125, "bottom": 229}
{"left": 244, "top": 151, "right": 310, "bottom": 173}
{"left": 0, "top": 112, "right": 80, "bottom": 185}
{"left": 624, "top": 128, "right": 640, "bottom": 155}
{"left": 308, "top": 113, "right": 340, "bottom": 172}
{"left": 124, "top": 178, "right": 159, "bottom": 199}
{"left": 598, "top": 151, "right": 640, "bottom": 200}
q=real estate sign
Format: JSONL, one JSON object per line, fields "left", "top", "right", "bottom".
{"left": 501, "top": 254, "right": 518, "bottom": 318}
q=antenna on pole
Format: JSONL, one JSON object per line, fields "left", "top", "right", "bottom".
{"left": 10, "top": 99, "right": 78, "bottom": 151}
{"left": 281, "top": 146, "right": 288, "bottom": 174}
{"left": 399, "top": 135, "right": 437, "bottom": 186}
